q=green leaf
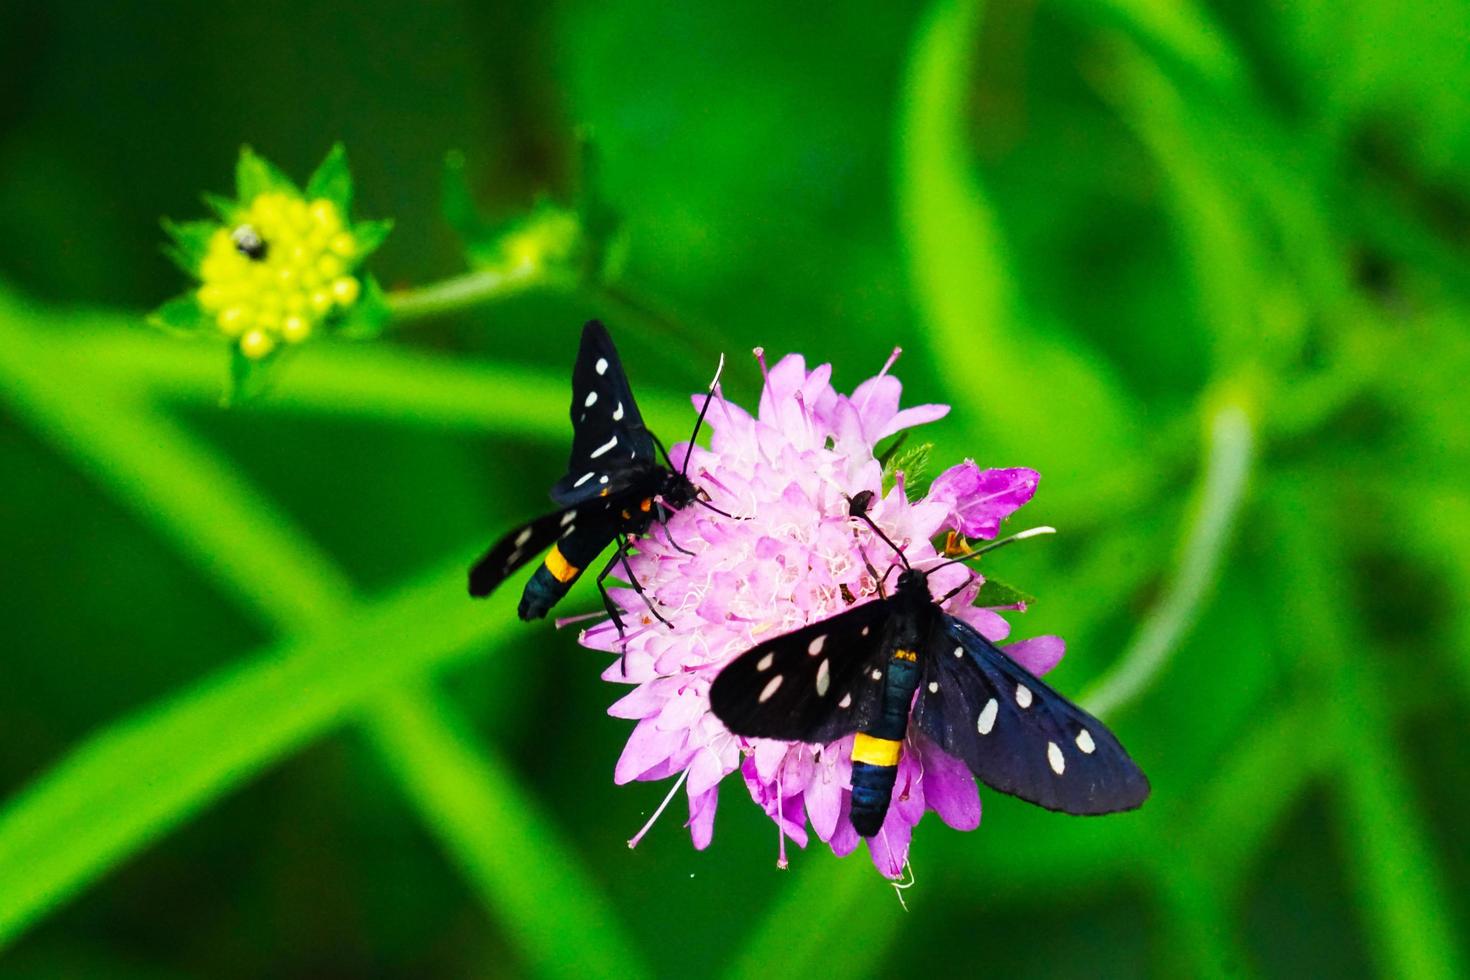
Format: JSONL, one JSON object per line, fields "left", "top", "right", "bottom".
{"left": 235, "top": 145, "right": 297, "bottom": 202}
{"left": 159, "top": 219, "right": 217, "bottom": 274}
{"left": 146, "top": 294, "right": 211, "bottom": 336}
{"left": 304, "top": 142, "right": 353, "bottom": 214}
{"left": 573, "top": 130, "right": 623, "bottom": 281}
{"left": 0, "top": 559, "right": 513, "bottom": 948}
{"left": 333, "top": 274, "right": 391, "bottom": 340}
{"left": 724, "top": 859, "right": 902, "bottom": 980}
{"left": 200, "top": 192, "right": 240, "bottom": 224}
{"left": 367, "top": 689, "right": 651, "bottom": 980}
{"left": 975, "top": 576, "right": 1035, "bottom": 608}
{"left": 350, "top": 218, "right": 394, "bottom": 260}
{"left": 896, "top": 0, "right": 1140, "bottom": 499}
{"left": 225, "top": 345, "right": 278, "bottom": 406}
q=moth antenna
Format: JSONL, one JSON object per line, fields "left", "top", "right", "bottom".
{"left": 922, "top": 525, "right": 1056, "bottom": 575}
{"left": 844, "top": 493, "right": 911, "bottom": 571}
{"left": 694, "top": 498, "right": 737, "bottom": 519}
{"left": 682, "top": 353, "right": 725, "bottom": 477}
{"left": 628, "top": 767, "right": 691, "bottom": 849}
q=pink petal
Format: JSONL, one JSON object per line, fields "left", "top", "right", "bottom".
{"left": 865, "top": 813, "right": 913, "bottom": 879}
{"left": 917, "top": 735, "right": 981, "bottom": 830}
{"left": 687, "top": 739, "right": 736, "bottom": 795}
{"left": 879, "top": 403, "right": 949, "bottom": 440}
{"left": 687, "top": 785, "right": 720, "bottom": 851}
{"left": 1005, "top": 635, "right": 1066, "bottom": 676}
{"left": 805, "top": 768, "right": 844, "bottom": 842}
{"left": 954, "top": 605, "right": 1012, "bottom": 642}
{"left": 928, "top": 462, "right": 1040, "bottom": 539}
{"left": 614, "top": 718, "right": 681, "bottom": 785}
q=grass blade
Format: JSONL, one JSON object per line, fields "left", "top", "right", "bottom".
{"left": 0, "top": 558, "right": 510, "bottom": 948}
{"left": 368, "top": 688, "right": 651, "bottom": 979}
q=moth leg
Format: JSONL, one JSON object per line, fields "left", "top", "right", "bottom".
{"left": 616, "top": 534, "right": 675, "bottom": 630}
{"left": 658, "top": 503, "right": 697, "bottom": 557}
{"left": 595, "top": 541, "right": 631, "bottom": 642}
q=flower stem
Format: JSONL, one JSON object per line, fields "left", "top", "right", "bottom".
{"left": 1082, "top": 400, "right": 1255, "bottom": 718}
{"left": 385, "top": 264, "right": 548, "bottom": 323}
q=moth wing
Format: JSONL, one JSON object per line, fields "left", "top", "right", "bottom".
{"left": 913, "top": 616, "right": 1150, "bottom": 814}
{"left": 551, "top": 320, "right": 659, "bottom": 506}
{"left": 709, "top": 600, "right": 893, "bottom": 744}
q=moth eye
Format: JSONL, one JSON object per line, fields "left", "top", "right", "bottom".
{"left": 231, "top": 224, "right": 268, "bottom": 260}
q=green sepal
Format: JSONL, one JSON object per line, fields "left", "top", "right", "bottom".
{"left": 305, "top": 142, "right": 353, "bottom": 214}
{"left": 147, "top": 293, "right": 212, "bottom": 336}
{"left": 881, "top": 440, "right": 933, "bottom": 496}
{"left": 333, "top": 274, "right": 391, "bottom": 339}
{"left": 235, "top": 146, "right": 298, "bottom": 202}
{"left": 350, "top": 219, "right": 394, "bottom": 261}
{"left": 975, "top": 576, "right": 1035, "bottom": 608}
{"left": 201, "top": 192, "right": 241, "bottom": 224}
{"left": 441, "top": 149, "right": 499, "bottom": 249}
{"left": 225, "top": 345, "right": 280, "bottom": 406}
{"left": 160, "top": 219, "right": 217, "bottom": 274}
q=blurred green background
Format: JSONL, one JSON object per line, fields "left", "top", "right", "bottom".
{"left": 1, "top": 0, "right": 1468, "bottom": 977}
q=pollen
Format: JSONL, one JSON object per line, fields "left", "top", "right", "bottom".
{"left": 195, "top": 194, "right": 362, "bottom": 359}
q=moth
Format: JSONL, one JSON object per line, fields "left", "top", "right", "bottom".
{"left": 469, "top": 319, "right": 721, "bottom": 632}
{"left": 709, "top": 491, "right": 1149, "bottom": 836}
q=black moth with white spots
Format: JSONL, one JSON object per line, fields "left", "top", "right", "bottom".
{"left": 710, "top": 498, "right": 1149, "bottom": 833}
{"left": 469, "top": 320, "right": 706, "bottom": 630}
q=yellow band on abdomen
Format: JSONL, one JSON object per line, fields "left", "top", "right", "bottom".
{"left": 544, "top": 544, "right": 581, "bottom": 583}
{"left": 852, "top": 732, "right": 902, "bottom": 767}
{"left": 894, "top": 648, "right": 917, "bottom": 663}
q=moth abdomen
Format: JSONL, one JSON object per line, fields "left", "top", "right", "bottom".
{"left": 518, "top": 544, "right": 582, "bottom": 620}
{"left": 850, "top": 734, "right": 902, "bottom": 837}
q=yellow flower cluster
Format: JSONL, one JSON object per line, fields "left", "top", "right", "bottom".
{"left": 196, "top": 193, "right": 362, "bottom": 359}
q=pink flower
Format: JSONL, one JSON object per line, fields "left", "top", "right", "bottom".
{"left": 928, "top": 461, "right": 1040, "bottom": 540}
{"left": 579, "top": 348, "right": 1059, "bottom": 877}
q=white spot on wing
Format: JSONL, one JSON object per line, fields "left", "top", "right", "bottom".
{"left": 756, "top": 653, "right": 774, "bottom": 672}
{"left": 514, "top": 528, "right": 533, "bottom": 547}
{"left": 816, "top": 659, "right": 830, "bottom": 696}
{"left": 953, "top": 646, "right": 964, "bottom": 659}
{"left": 574, "top": 472, "right": 594, "bottom": 488}
{"left": 807, "top": 635, "right": 826, "bottom": 655}
{"left": 584, "top": 391, "right": 598, "bottom": 408}
{"left": 927, "top": 681, "right": 939, "bottom": 693}
{"left": 758, "top": 676, "right": 783, "bottom": 703}
{"left": 870, "top": 669, "right": 882, "bottom": 681}
{"left": 560, "top": 510, "right": 577, "bottom": 526}
{"left": 838, "top": 693, "right": 852, "bottom": 709}
{"left": 977, "top": 698, "right": 998, "bottom": 735}
{"left": 561, "top": 524, "right": 575, "bottom": 538}
{"left": 1015, "top": 683, "right": 1033, "bottom": 709}
{"left": 590, "top": 435, "right": 619, "bottom": 458}
{"left": 1076, "top": 729, "right": 1096, "bottom": 754}
{"left": 860, "top": 626, "right": 870, "bottom": 637}
{"left": 1048, "top": 741, "right": 1066, "bottom": 775}
{"left": 595, "top": 357, "right": 609, "bottom": 375}
{"left": 599, "top": 475, "right": 609, "bottom": 484}
{"left": 613, "top": 402, "right": 625, "bottom": 421}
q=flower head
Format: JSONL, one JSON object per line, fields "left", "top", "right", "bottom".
{"left": 152, "top": 145, "right": 392, "bottom": 392}
{"left": 581, "top": 348, "right": 1064, "bottom": 877}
